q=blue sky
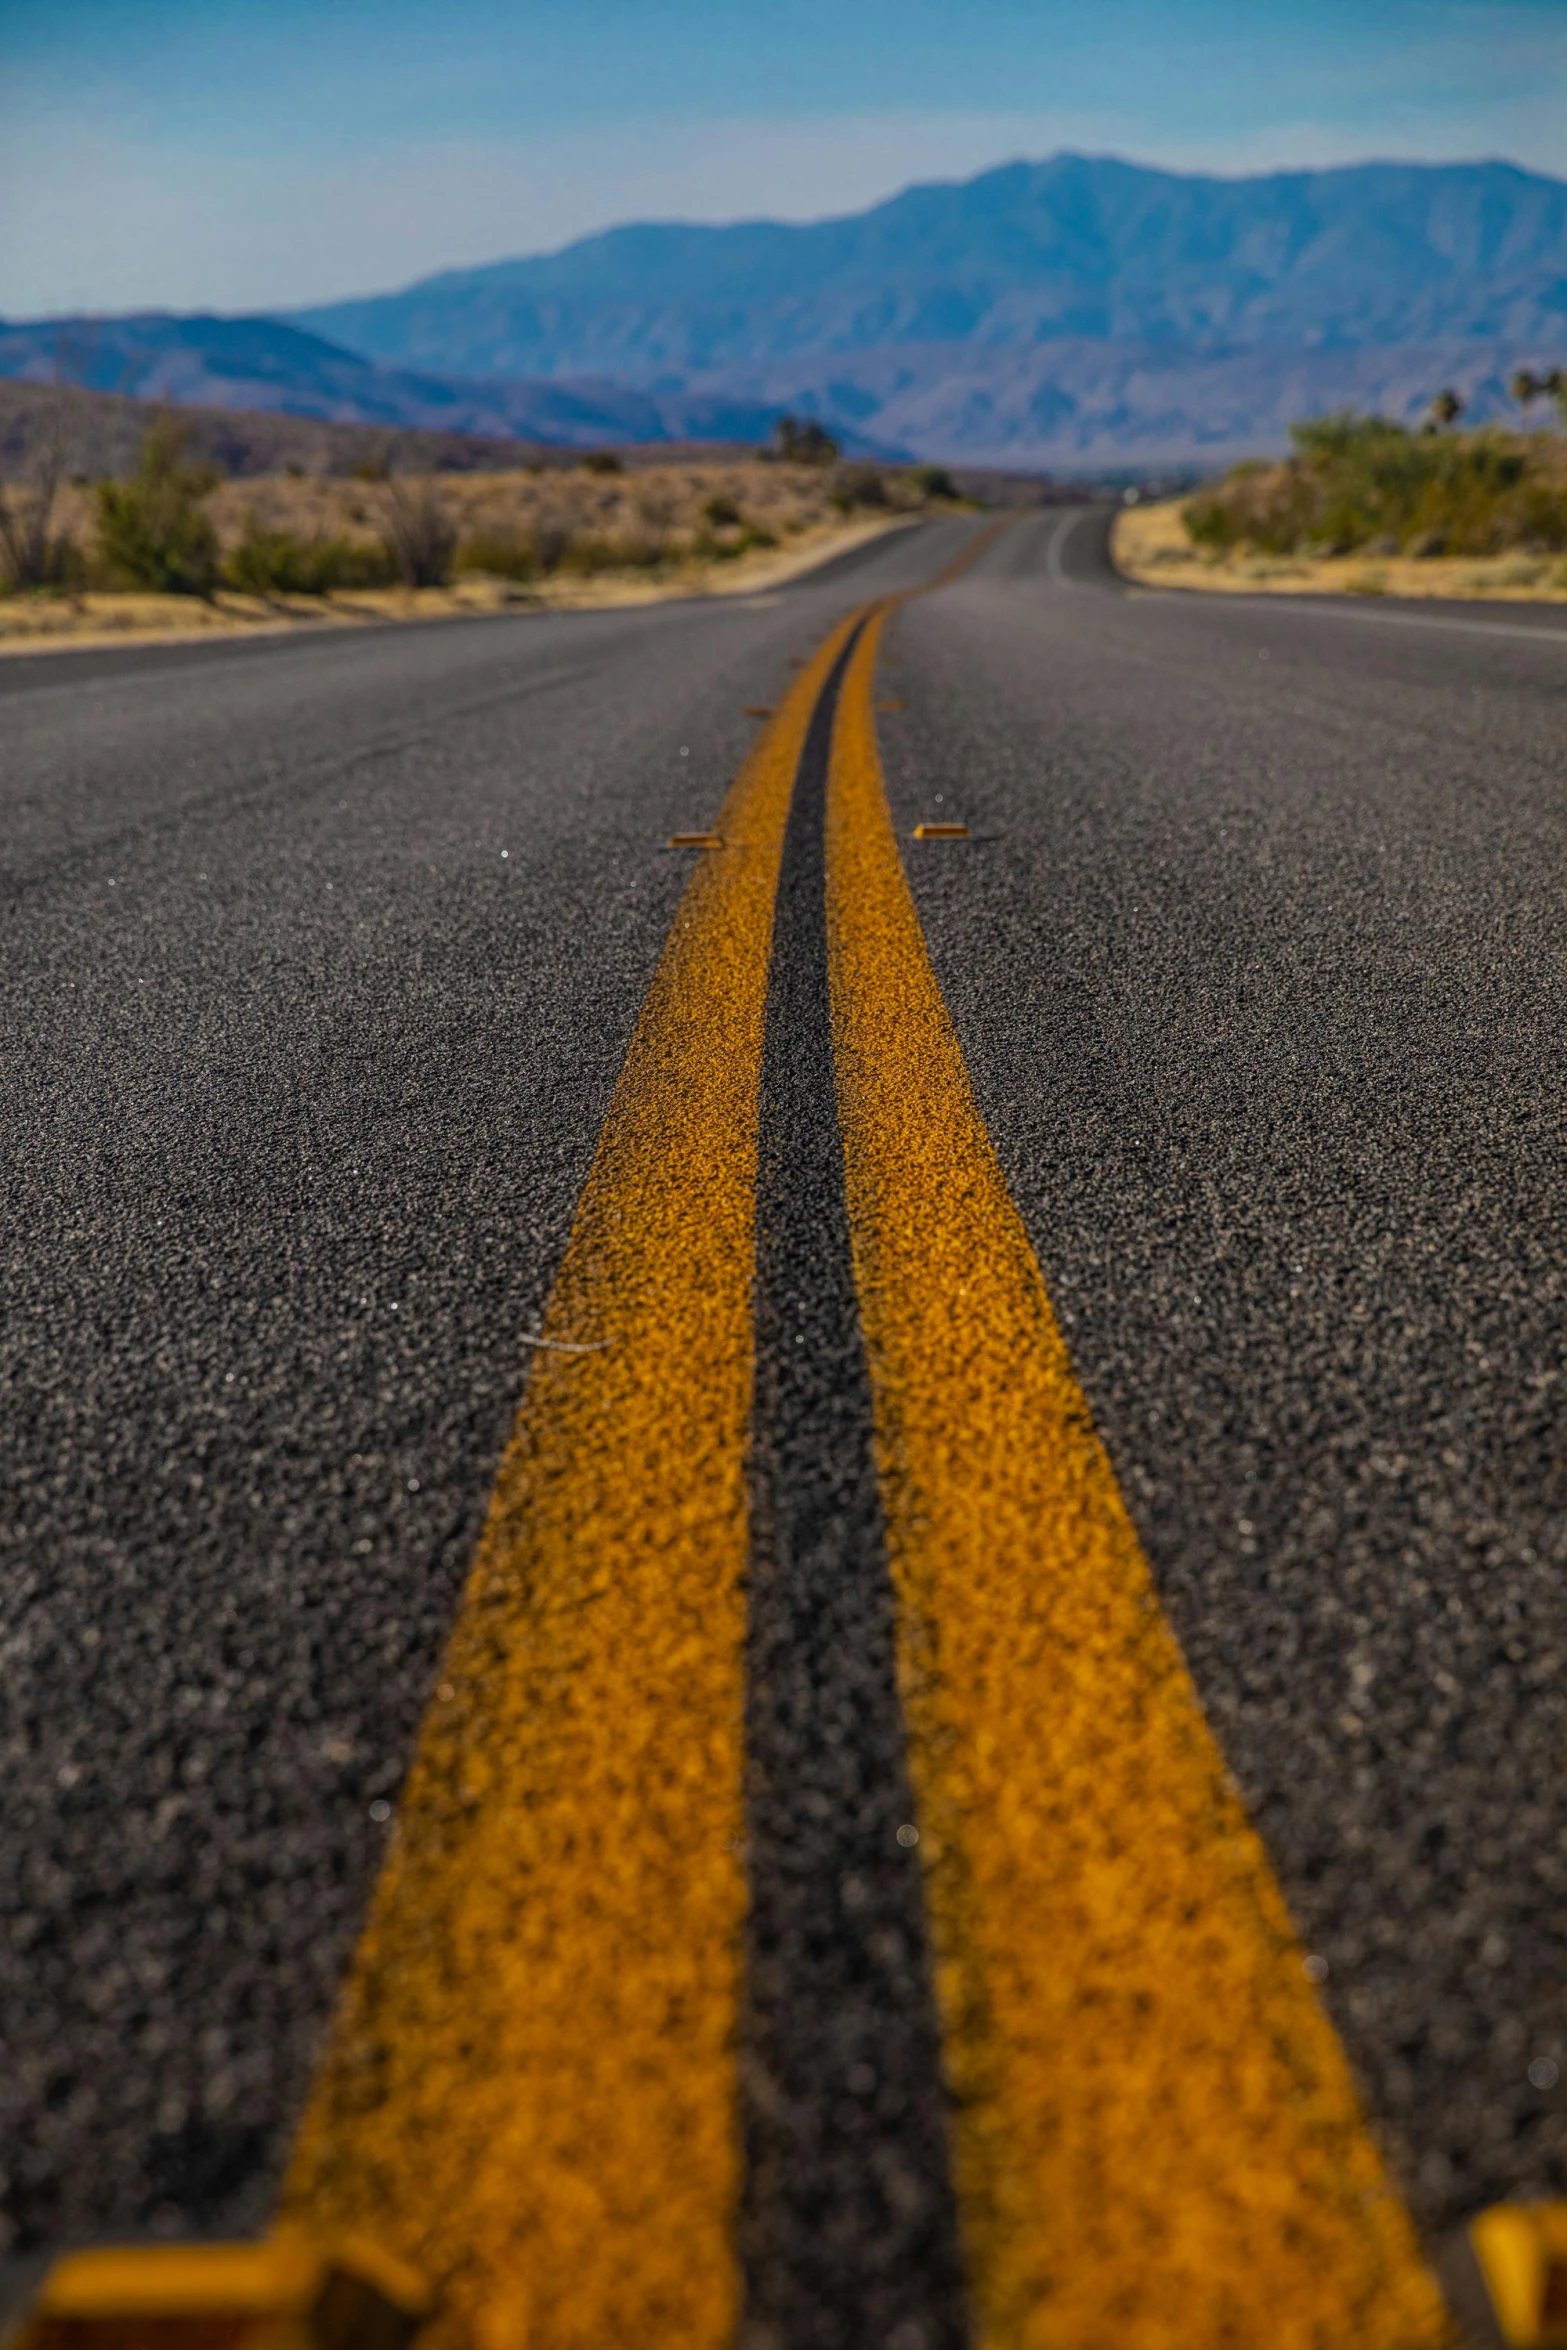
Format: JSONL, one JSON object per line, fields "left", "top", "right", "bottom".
{"left": 3, "top": 0, "right": 1565, "bottom": 315}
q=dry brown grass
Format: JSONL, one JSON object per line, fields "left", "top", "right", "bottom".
{"left": 199, "top": 457, "right": 900, "bottom": 568}
{"left": 1114, "top": 496, "right": 1567, "bottom": 602}
{"left": 0, "top": 460, "right": 926, "bottom": 652}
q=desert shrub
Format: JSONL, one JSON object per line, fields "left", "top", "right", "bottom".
{"left": 909, "top": 463, "right": 958, "bottom": 500}
{"left": 527, "top": 523, "right": 571, "bottom": 574}
{"left": 0, "top": 514, "right": 84, "bottom": 595}
{"left": 381, "top": 474, "right": 457, "bottom": 587}
{"left": 96, "top": 424, "right": 220, "bottom": 595}
{"left": 225, "top": 519, "right": 397, "bottom": 594}
{"left": 1185, "top": 414, "right": 1567, "bottom": 559}
{"left": 1, "top": 396, "right": 83, "bottom": 591}
{"left": 617, "top": 524, "right": 672, "bottom": 567}
{"left": 457, "top": 532, "right": 538, "bottom": 582}
{"left": 703, "top": 492, "right": 742, "bottom": 527}
{"left": 557, "top": 529, "right": 669, "bottom": 574}
{"left": 690, "top": 520, "right": 779, "bottom": 563}
{"left": 459, "top": 523, "right": 677, "bottom": 582}
{"left": 329, "top": 539, "right": 400, "bottom": 588}
{"left": 1184, "top": 460, "right": 1319, "bottom": 555}
{"left": 831, "top": 464, "right": 889, "bottom": 513}
{"left": 581, "top": 451, "right": 623, "bottom": 475}
{"left": 772, "top": 415, "right": 839, "bottom": 466}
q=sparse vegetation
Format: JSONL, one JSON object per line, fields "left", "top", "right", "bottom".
{"left": 380, "top": 472, "right": 457, "bottom": 587}
{"left": 455, "top": 531, "right": 538, "bottom": 583}
{"left": 224, "top": 518, "right": 397, "bottom": 595}
{"left": 909, "top": 463, "right": 958, "bottom": 500}
{"left": 96, "top": 423, "right": 221, "bottom": 594}
{"left": 831, "top": 463, "right": 889, "bottom": 514}
{"left": 0, "top": 390, "right": 83, "bottom": 593}
{"left": 772, "top": 415, "right": 840, "bottom": 466}
{"left": 1183, "top": 412, "right": 1567, "bottom": 561}
{"left": 1512, "top": 368, "right": 1567, "bottom": 427}
{"left": 3, "top": 444, "right": 953, "bottom": 646}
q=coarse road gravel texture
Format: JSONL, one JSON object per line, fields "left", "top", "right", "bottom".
{"left": 883, "top": 509, "right": 1567, "bottom": 2243}
{"left": 0, "top": 518, "right": 970, "bottom": 2255}
{"left": 742, "top": 624, "right": 968, "bottom": 2350}
{"left": 3, "top": 503, "right": 1565, "bottom": 2338}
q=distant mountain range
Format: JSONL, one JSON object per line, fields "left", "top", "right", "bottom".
{"left": 5, "top": 155, "right": 1566, "bottom": 468}
{"left": 0, "top": 314, "right": 797, "bottom": 452}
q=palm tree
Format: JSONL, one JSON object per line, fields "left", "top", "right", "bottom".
{"left": 1511, "top": 368, "right": 1541, "bottom": 414}
{"left": 1427, "top": 388, "right": 1465, "bottom": 429}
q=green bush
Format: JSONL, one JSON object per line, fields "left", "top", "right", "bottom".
{"left": 581, "top": 451, "right": 623, "bottom": 475}
{"left": 556, "top": 529, "right": 668, "bottom": 574}
{"left": 703, "top": 493, "right": 742, "bottom": 527}
{"left": 457, "top": 532, "right": 538, "bottom": 582}
{"left": 772, "top": 415, "right": 840, "bottom": 466}
{"left": 96, "top": 424, "right": 221, "bottom": 595}
{"left": 909, "top": 463, "right": 958, "bottom": 500}
{"left": 830, "top": 463, "right": 889, "bottom": 513}
{"left": 1, "top": 399, "right": 84, "bottom": 591}
{"left": 225, "top": 518, "right": 397, "bottom": 594}
{"left": 0, "top": 521, "right": 84, "bottom": 596}
{"left": 1184, "top": 413, "right": 1567, "bottom": 559}
{"left": 381, "top": 475, "right": 457, "bottom": 587}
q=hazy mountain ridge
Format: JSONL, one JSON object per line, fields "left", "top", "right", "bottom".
{"left": 291, "top": 156, "right": 1567, "bottom": 380}
{"left": 646, "top": 339, "right": 1558, "bottom": 469}
{"left": 5, "top": 155, "right": 1565, "bottom": 467}
{"left": 0, "top": 313, "right": 811, "bottom": 452}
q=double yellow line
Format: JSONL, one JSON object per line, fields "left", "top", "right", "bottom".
{"left": 285, "top": 557, "right": 1449, "bottom": 2348}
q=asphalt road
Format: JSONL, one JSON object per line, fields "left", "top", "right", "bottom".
{"left": 3, "top": 509, "right": 1565, "bottom": 2344}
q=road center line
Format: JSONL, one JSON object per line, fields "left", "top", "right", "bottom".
{"left": 824, "top": 605, "right": 1450, "bottom": 2349}
{"left": 740, "top": 621, "right": 969, "bottom": 2347}
{"left": 282, "top": 609, "right": 864, "bottom": 2350}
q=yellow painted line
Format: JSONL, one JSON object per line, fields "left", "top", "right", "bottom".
{"left": 825, "top": 608, "right": 1451, "bottom": 2348}
{"left": 283, "top": 610, "right": 866, "bottom": 2350}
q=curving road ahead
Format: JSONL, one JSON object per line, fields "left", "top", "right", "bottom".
{"left": 4, "top": 511, "right": 1566, "bottom": 2346}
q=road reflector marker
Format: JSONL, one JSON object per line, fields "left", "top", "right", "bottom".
{"left": 8, "top": 2233, "right": 431, "bottom": 2350}
{"left": 1460, "top": 2204, "right": 1567, "bottom": 2347}
{"left": 743, "top": 705, "right": 776, "bottom": 717}
{"left": 667, "top": 831, "right": 723, "bottom": 849}
{"left": 911, "top": 822, "right": 970, "bottom": 839}
{"left": 877, "top": 698, "right": 905, "bottom": 711}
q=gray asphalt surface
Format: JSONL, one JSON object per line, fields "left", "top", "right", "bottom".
{"left": 887, "top": 510, "right": 1567, "bottom": 2241}
{"left": 4, "top": 504, "right": 1566, "bottom": 2302}
{"left": 743, "top": 626, "right": 966, "bottom": 2349}
{"left": 0, "top": 517, "right": 972, "bottom": 2253}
